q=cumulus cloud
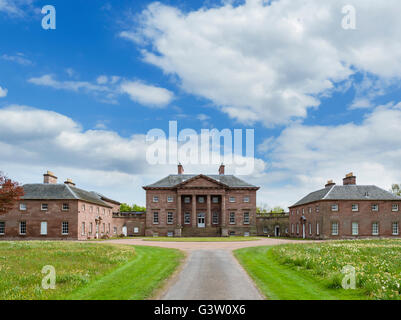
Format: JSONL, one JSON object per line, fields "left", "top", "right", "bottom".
{"left": 256, "top": 101, "right": 401, "bottom": 208}
{"left": 0, "top": 86, "right": 7, "bottom": 98}
{"left": 28, "top": 74, "right": 173, "bottom": 107}
{"left": 1, "top": 53, "right": 32, "bottom": 66}
{"left": 0, "top": 105, "right": 265, "bottom": 203}
{"left": 0, "top": 0, "right": 33, "bottom": 16}
{"left": 120, "top": 80, "right": 174, "bottom": 107}
{"left": 120, "top": 0, "right": 401, "bottom": 126}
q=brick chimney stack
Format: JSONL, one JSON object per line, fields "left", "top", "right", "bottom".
{"left": 64, "top": 179, "right": 76, "bottom": 187}
{"left": 343, "top": 172, "right": 356, "bottom": 185}
{"left": 325, "top": 180, "right": 336, "bottom": 188}
{"left": 178, "top": 163, "right": 184, "bottom": 175}
{"left": 219, "top": 164, "right": 225, "bottom": 175}
{"left": 43, "top": 171, "right": 58, "bottom": 184}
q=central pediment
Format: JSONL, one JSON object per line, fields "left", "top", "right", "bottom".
{"left": 176, "top": 175, "right": 227, "bottom": 189}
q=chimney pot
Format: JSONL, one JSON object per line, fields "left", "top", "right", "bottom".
{"left": 43, "top": 171, "right": 58, "bottom": 184}
{"left": 178, "top": 163, "right": 184, "bottom": 175}
{"left": 219, "top": 164, "right": 225, "bottom": 175}
{"left": 343, "top": 173, "right": 356, "bottom": 185}
{"left": 64, "top": 178, "right": 76, "bottom": 187}
{"left": 325, "top": 180, "right": 336, "bottom": 188}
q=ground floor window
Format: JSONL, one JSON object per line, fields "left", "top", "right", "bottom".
{"left": 153, "top": 212, "right": 159, "bottom": 224}
{"left": 291, "top": 224, "right": 294, "bottom": 234}
{"left": 331, "top": 222, "right": 339, "bottom": 236}
{"left": 134, "top": 227, "right": 139, "bottom": 234}
{"left": 352, "top": 222, "right": 359, "bottom": 236}
{"left": 393, "top": 222, "right": 399, "bottom": 235}
{"left": 372, "top": 222, "right": 379, "bottom": 236}
{"left": 243, "top": 212, "right": 250, "bottom": 224}
{"left": 229, "top": 212, "right": 236, "bottom": 224}
{"left": 296, "top": 223, "right": 299, "bottom": 235}
{"left": 102, "top": 223, "right": 105, "bottom": 233}
{"left": 81, "top": 222, "right": 85, "bottom": 236}
{"left": 244, "top": 232, "right": 250, "bottom": 237}
{"left": 316, "top": 222, "right": 320, "bottom": 236}
{"left": 0, "top": 222, "right": 5, "bottom": 235}
{"left": 108, "top": 223, "right": 110, "bottom": 233}
{"left": 263, "top": 227, "right": 268, "bottom": 234}
{"left": 309, "top": 223, "right": 312, "bottom": 235}
{"left": 167, "top": 212, "right": 174, "bottom": 224}
{"left": 212, "top": 212, "right": 219, "bottom": 225}
{"left": 62, "top": 222, "right": 69, "bottom": 235}
{"left": 113, "top": 226, "right": 117, "bottom": 234}
{"left": 167, "top": 232, "right": 174, "bottom": 237}
{"left": 40, "top": 221, "right": 47, "bottom": 235}
{"left": 184, "top": 212, "right": 190, "bottom": 224}
{"left": 20, "top": 221, "right": 26, "bottom": 235}
{"left": 89, "top": 222, "right": 93, "bottom": 235}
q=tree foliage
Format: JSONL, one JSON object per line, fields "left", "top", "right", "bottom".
{"left": 0, "top": 172, "right": 24, "bottom": 213}
{"left": 120, "top": 203, "right": 146, "bottom": 212}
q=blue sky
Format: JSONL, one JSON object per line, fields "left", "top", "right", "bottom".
{"left": 1, "top": 0, "right": 401, "bottom": 208}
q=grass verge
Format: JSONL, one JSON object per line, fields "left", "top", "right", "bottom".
{"left": 0, "top": 241, "right": 183, "bottom": 300}
{"left": 234, "top": 246, "right": 366, "bottom": 300}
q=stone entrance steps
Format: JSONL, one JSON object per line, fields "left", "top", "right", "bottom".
{"left": 181, "top": 227, "right": 222, "bottom": 237}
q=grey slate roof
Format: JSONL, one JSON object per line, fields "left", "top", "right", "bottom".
{"left": 21, "top": 184, "right": 113, "bottom": 207}
{"left": 144, "top": 174, "right": 258, "bottom": 188}
{"left": 291, "top": 185, "right": 401, "bottom": 207}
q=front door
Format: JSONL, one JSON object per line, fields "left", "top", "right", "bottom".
{"left": 275, "top": 226, "right": 280, "bottom": 237}
{"left": 197, "top": 213, "right": 205, "bottom": 228}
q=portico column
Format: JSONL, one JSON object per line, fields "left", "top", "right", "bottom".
{"left": 221, "top": 194, "right": 226, "bottom": 226}
{"left": 177, "top": 195, "right": 182, "bottom": 226}
{"left": 207, "top": 194, "right": 211, "bottom": 227}
{"left": 192, "top": 194, "right": 197, "bottom": 227}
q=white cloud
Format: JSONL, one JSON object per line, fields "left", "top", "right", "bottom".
{"left": 0, "top": 105, "right": 265, "bottom": 204}
{"left": 256, "top": 101, "right": 401, "bottom": 208}
{"left": 120, "top": 80, "right": 174, "bottom": 107}
{"left": 1, "top": 53, "right": 32, "bottom": 66}
{"left": 0, "top": 0, "right": 33, "bottom": 16}
{"left": 28, "top": 74, "right": 173, "bottom": 107}
{"left": 121, "top": 0, "right": 401, "bottom": 126}
{"left": 0, "top": 86, "right": 7, "bottom": 98}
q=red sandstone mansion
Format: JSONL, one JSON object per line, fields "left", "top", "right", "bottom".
{"left": 143, "top": 164, "right": 260, "bottom": 237}
{"left": 289, "top": 173, "right": 401, "bottom": 239}
{"left": 0, "top": 171, "right": 121, "bottom": 240}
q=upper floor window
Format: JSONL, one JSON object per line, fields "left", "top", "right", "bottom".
{"left": 153, "top": 196, "right": 159, "bottom": 203}
{"left": 167, "top": 212, "right": 174, "bottom": 224}
{"left": 316, "top": 206, "right": 320, "bottom": 213}
{"left": 243, "top": 197, "right": 250, "bottom": 203}
{"left": 296, "top": 209, "right": 299, "bottom": 215}
{"left": 103, "top": 208, "right": 106, "bottom": 214}
{"left": 198, "top": 197, "right": 205, "bottom": 204}
{"left": 96, "top": 207, "right": 100, "bottom": 213}
{"left": 81, "top": 204, "right": 85, "bottom": 211}
{"left": 308, "top": 207, "right": 312, "bottom": 214}
{"left": 243, "top": 212, "right": 250, "bottom": 224}
{"left": 167, "top": 196, "right": 174, "bottom": 203}
{"left": 212, "top": 197, "right": 219, "bottom": 203}
{"left": 90, "top": 206, "right": 93, "bottom": 213}
{"left": 372, "top": 204, "right": 379, "bottom": 212}
{"left": 229, "top": 197, "right": 236, "bottom": 203}
{"left": 153, "top": 212, "right": 159, "bottom": 224}
{"left": 331, "top": 204, "right": 339, "bottom": 212}
{"left": 229, "top": 212, "right": 236, "bottom": 224}
{"left": 19, "top": 203, "right": 27, "bottom": 211}
{"left": 184, "top": 197, "right": 191, "bottom": 204}
{"left": 302, "top": 208, "right": 305, "bottom": 214}
{"left": 392, "top": 204, "right": 399, "bottom": 212}
{"left": 41, "top": 204, "right": 48, "bottom": 211}
{"left": 62, "top": 203, "right": 69, "bottom": 211}
{"left": 352, "top": 204, "right": 359, "bottom": 212}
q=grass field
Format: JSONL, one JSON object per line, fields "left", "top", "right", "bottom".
{"left": 142, "top": 236, "right": 261, "bottom": 242}
{"left": 0, "top": 241, "right": 183, "bottom": 300}
{"left": 235, "top": 240, "right": 401, "bottom": 300}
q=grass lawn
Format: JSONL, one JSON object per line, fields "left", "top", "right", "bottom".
{"left": 142, "top": 236, "right": 261, "bottom": 242}
{"left": 0, "top": 241, "right": 183, "bottom": 300}
{"left": 234, "top": 246, "right": 366, "bottom": 300}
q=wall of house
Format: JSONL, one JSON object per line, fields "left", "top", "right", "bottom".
{"left": 289, "top": 200, "right": 401, "bottom": 239}
{"left": 0, "top": 200, "right": 79, "bottom": 240}
{"left": 256, "top": 214, "right": 289, "bottom": 237}
{"left": 113, "top": 213, "right": 146, "bottom": 237}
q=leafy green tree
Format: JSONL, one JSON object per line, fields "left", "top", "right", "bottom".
{"left": 120, "top": 203, "right": 146, "bottom": 212}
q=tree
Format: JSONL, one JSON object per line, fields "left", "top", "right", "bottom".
{"left": 120, "top": 203, "right": 146, "bottom": 212}
{"left": 271, "top": 206, "right": 285, "bottom": 214}
{"left": 391, "top": 184, "right": 401, "bottom": 196}
{"left": 0, "top": 172, "right": 24, "bottom": 213}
